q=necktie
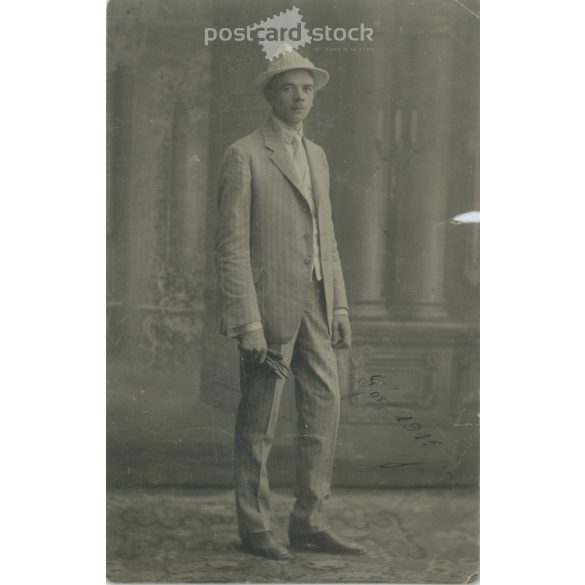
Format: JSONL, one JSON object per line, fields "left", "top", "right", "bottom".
{"left": 291, "top": 134, "right": 308, "bottom": 184}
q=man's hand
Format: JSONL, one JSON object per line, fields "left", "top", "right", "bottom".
{"left": 332, "top": 314, "right": 352, "bottom": 349}
{"left": 238, "top": 328, "right": 268, "bottom": 363}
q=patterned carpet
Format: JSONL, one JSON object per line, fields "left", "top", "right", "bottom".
{"left": 107, "top": 488, "right": 479, "bottom": 584}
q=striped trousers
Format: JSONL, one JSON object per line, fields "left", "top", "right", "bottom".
{"left": 234, "top": 277, "right": 340, "bottom": 537}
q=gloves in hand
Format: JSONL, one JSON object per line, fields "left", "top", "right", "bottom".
{"left": 263, "top": 350, "right": 291, "bottom": 380}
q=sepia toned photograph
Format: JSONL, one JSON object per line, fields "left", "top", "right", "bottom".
{"left": 106, "top": 0, "right": 480, "bottom": 582}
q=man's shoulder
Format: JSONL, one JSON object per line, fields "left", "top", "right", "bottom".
{"left": 303, "top": 134, "right": 322, "bottom": 148}
{"left": 224, "top": 125, "right": 265, "bottom": 157}
{"left": 303, "top": 135, "right": 328, "bottom": 163}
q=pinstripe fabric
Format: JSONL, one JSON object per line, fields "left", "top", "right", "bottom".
{"left": 214, "top": 117, "right": 348, "bottom": 345}
{"left": 271, "top": 115, "right": 324, "bottom": 282}
{"left": 215, "top": 116, "right": 349, "bottom": 537}
{"left": 234, "top": 279, "right": 340, "bottom": 536}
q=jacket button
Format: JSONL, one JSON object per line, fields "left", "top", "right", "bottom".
{"left": 304, "top": 233, "right": 310, "bottom": 239}
{"left": 301, "top": 207, "right": 307, "bottom": 213}
{"left": 304, "top": 259, "right": 311, "bottom": 265}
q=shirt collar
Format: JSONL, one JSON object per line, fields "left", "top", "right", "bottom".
{"left": 271, "top": 114, "right": 303, "bottom": 145}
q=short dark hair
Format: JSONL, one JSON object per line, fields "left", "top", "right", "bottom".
{"left": 263, "top": 75, "right": 280, "bottom": 102}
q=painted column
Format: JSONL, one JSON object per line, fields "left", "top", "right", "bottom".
{"left": 389, "top": 5, "right": 456, "bottom": 321}
{"left": 339, "top": 23, "right": 395, "bottom": 321}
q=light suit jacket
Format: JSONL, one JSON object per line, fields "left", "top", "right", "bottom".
{"left": 214, "top": 117, "right": 348, "bottom": 345}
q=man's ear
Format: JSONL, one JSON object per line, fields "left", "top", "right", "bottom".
{"left": 263, "top": 75, "right": 280, "bottom": 103}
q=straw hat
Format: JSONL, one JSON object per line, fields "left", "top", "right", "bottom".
{"left": 254, "top": 45, "right": 330, "bottom": 93}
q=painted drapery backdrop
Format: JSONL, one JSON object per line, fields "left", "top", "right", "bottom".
{"left": 107, "top": 0, "right": 479, "bottom": 489}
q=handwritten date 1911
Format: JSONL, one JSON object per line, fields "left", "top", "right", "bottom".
{"left": 342, "top": 375, "right": 442, "bottom": 450}
{"left": 395, "top": 416, "right": 442, "bottom": 447}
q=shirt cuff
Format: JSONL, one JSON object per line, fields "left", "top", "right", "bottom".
{"left": 333, "top": 308, "right": 349, "bottom": 317}
{"left": 227, "top": 321, "right": 263, "bottom": 338}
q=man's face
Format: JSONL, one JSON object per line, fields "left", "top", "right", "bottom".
{"left": 268, "top": 69, "right": 315, "bottom": 127}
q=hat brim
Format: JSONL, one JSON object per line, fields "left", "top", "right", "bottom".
{"left": 254, "top": 66, "right": 329, "bottom": 94}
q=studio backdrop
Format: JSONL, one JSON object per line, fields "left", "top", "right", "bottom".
{"left": 107, "top": 0, "right": 479, "bottom": 489}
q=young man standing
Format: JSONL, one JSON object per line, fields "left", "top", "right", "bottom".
{"left": 215, "top": 48, "right": 365, "bottom": 560}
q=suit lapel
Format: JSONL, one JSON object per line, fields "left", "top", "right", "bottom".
{"left": 261, "top": 120, "right": 312, "bottom": 208}
{"left": 303, "top": 138, "right": 325, "bottom": 212}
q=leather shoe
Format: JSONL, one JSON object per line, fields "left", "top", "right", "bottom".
{"left": 241, "top": 531, "right": 292, "bottom": 560}
{"left": 289, "top": 529, "right": 367, "bottom": 555}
